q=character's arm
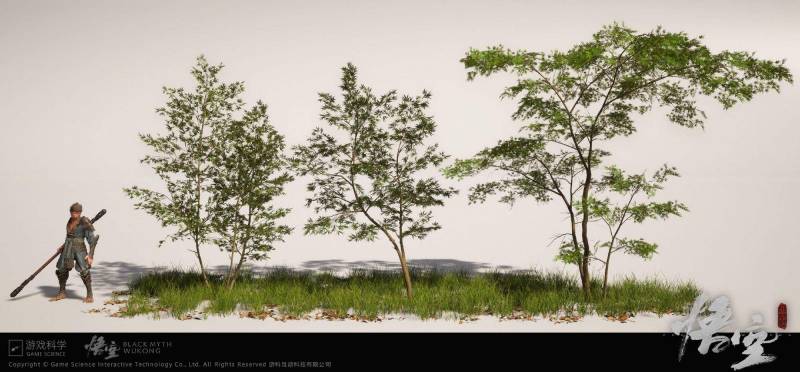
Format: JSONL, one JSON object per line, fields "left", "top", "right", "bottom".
{"left": 85, "top": 228, "right": 96, "bottom": 252}
{"left": 82, "top": 217, "right": 99, "bottom": 259}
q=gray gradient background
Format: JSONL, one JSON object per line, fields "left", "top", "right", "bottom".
{"left": 1, "top": 0, "right": 798, "bottom": 331}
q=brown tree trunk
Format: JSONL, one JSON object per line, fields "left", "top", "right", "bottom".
{"left": 194, "top": 118, "right": 209, "bottom": 288}
{"left": 567, "top": 208, "right": 585, "bottom": 291}
{"left": 228, "top": 262, "right": 242, "bottom": 290}
{"left": 396, "top": 248, "right": 414, "bottom": 300}
{"left": 602, "top": 248, "right": 612, "bottom": 297}
{"left": 227, "top": 267, "right": 238, "bottom": 290}
{"left": 224, "top": 237, "right": 238, "bottom": 289}
{"left": 579, "top": 169, "right": 593, "bottom": 300}
{"left": 194, "top": 240, "right": 210, "bottom": 287}
{"left": 228, "top": 245, "right": 248, "bottom": 290}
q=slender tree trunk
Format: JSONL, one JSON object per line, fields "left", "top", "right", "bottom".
{"left": 227, "top": 275, "right": 238, "bottom": 290}
{"left": 194, "top": 239, "right": 210, "bottom": 287}
{"left": 229, "top": 209, "right": 255, "bottom": 289}
{"left": 194, "top": 175, "right": 210, "bottom": 288}
{"left": 567, "top": 208, "right": 585, "bottom": 289}
{"left": 193, "top": 173, "right": 210, "bottom": 287}
{"left": 225, "top": 235, "right": 238, "bottom": 288}
{"left": 602, "top": 246, "right": 612, "bottom": 297}
{"left": 194, "top": 112, "right": 209, "bottom": 288}
{"left": 579, "top": 168, "right": 593, "bottom": 299}
{"left": 395, "top": 248, "right": 414, "bottom": 300}
{"left": 228, "top": 208, "right": 254, "bottom": 290}
{"left": 602, "top": 186, "right": 638, "bottom": 297}
{"left": 229, "top": 242, "right": 249, "bottom": 290}
{"left": 229, "top": 254, "right": 246, "bottom": 290}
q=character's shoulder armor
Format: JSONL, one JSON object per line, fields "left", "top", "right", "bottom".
{"left": 79, "top": 216, "right": 95, "bottom": 231}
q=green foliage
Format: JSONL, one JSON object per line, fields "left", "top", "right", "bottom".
{"left": 555, "top": 241, "right": 582, "bottom": 265}
{"left": 618, "top": 238, "right": 658, "bottom": 260}
{"left": 443, "top": 136, "right": 585, "bottom": 206}
{"left": 208, "top": 98, "right": 294, "bottom": 268}
{"left": 123, "top": 55, "right": 246, "bottom": 277}
{"left": 444, "top": 23, "right": 792, "bottom": 293}
{"left": 462, "top": 23, "right": 792, "bottom": 129}
{"left": 581, "top": 164, "right": 688, "bottom": 266}
{"left": 124, "top": 55, "right": 293, "bottom": 286}
{"left": 291, "top": 63, "right": 457, "bottom": 246}
{"left": 449, "top": 22, "right": 792, "bottom": 204}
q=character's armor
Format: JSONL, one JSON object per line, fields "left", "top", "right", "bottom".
{"left": 54, "top": 216, "right": 98, "bottom": 299}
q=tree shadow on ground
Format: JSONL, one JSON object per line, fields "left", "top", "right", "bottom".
{"left": 300, "top": 258, "right": 516, "bottom": 273}
{"left": 211, "top": 259, "right": 518, "bottom": 276}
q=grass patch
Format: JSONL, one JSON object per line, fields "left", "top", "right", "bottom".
{"left": 119, "top": 267, "right": 700, "bottom": 321}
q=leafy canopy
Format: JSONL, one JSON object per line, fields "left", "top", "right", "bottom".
{"left": 291, "top": 63, "right": 457, "bottom": 246}
{"left": 124, "top": 55, "right": 246, "bottom": 248}
{"left": 208, "top": 100, "right": 294, "bottom": 262}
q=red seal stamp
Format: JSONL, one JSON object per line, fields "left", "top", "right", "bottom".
{"left": 778, "top": 303, "right": 787, "bottom": 330}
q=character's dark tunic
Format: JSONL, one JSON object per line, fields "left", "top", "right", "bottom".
{"left": 55, "top": 216, "right": 96, "bottom": 276}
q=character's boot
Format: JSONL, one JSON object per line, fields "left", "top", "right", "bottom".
{"left": 49, "top": 270, "right": 68, "bottom": 302}
{"left": 81, "top": 271, "right": 93, "bottom": 303}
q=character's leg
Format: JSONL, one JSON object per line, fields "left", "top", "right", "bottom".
{"left": 50, "top": 248, "right": 71, "bottom": 301}
{"left": 79, "top": 270, "right": 93, "bottom": 303}
{"left": 49, "top": 269, "right": 69, "bottom": 302}
{"left": 49, "top": 270, "right": 69, "bottom": 301}
{"left": 75, "top": 251, "right": 93, "bottom": 303}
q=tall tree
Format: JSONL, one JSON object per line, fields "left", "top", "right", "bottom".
{"left": 291, "top": 63, "right": 457, "bottom": 300}
{"left": 124, "top": 55, "right": 246, "bottom": 286}
{"left": 208, "top": 100, "right": 294, "bottom": 289}
{"left": 443, "top": 23, "right": 792, "bottom": 298}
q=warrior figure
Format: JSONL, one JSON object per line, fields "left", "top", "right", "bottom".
{"left": 50, "top": 202, "right": 99, "bottom": 303}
